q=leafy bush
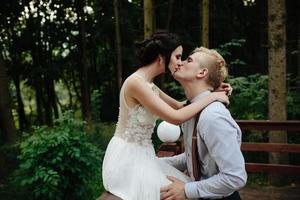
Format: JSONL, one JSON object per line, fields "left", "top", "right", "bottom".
{"left": 215, "top": 39, "right": 247, "bottom": 68}
{"left": 287, "top": 77, "right": 300, "bottom": 120}
{"left": 89, "top": 122, "right": 116, "bottom": 151}
{"left": 228, "top": 74, "right": 300, "bottom": 120}
{"left": 12, "top": 111, "right": 103, "bottom": 200}
{"left": 228, "top": 74, "right": 268, "bottom": 119}
{"left": 91, "top": 89, "right": 104, "bottom": 123}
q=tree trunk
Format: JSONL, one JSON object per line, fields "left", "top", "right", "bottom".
{"left": 13, "top": 75, "right": 28, "bottom": 130}
{"left": 47, "top": 46, "right": 59, "bottom": 119}
{"left": 77, "top": 0, "right": 92, "bottom": 132}
{"left": 144, "top": 0, "right": 154, "bottom": 38}
{"left": 113, "top": 0, "right": 123, "bottom": 91}
{"left": 201, "top": 0, "right": 209, "bottom": 47}
{"left": 32, "top": 36, "right": 45, "bottom": 125}
{"left": 159, "top": 0, "right": 175, "bottom": 91}
{"left": 44, "top": 78, "right": 53, "bottom": 126}
{"left": 166, "top": 0, "right": 174, "bottom": 31}
{"left": 34, "top": 79, "right": 45, "bottom": 125}
{"left": 71, "top": 70, "right": 81, "bottom": 101}
{"left": 0, "top": 55, "right": 16, "bottom": 143}
{"left": 43, "top": 76, "right": 59, "bottom": 125}
{"left": 268, "top": 0, "right": 288, "bottom": 185}
{"left": 144, "top": 0, "right": 165, "bottom": 89}
{"left": 297, "top": 20, "right": 300, "bottom": 82}
{"left": 50, "top": 80, "right": 59, "bottom": 119}
{"left": 33, "top": 0, "right": 46, "bottom": 125}
{"left": 62, "top": 77, "right": 73, "bottom": 110}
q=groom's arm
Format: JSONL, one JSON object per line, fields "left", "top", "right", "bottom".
{"left": 159, "top": 152, "right": 187, "bottom": 172}
{"left": 184, "top": 104, "right": 247, "bottom": 199}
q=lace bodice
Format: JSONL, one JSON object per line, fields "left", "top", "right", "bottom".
{"left": 114, "top": 74, "right": 159, "bottom": 146}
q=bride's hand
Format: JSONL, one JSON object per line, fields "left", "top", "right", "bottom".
{"left": 211, "top": 91, "right": 230, "bottom": 106}
{"left": 216, "top": 82, "right": 233, "bottom": 96}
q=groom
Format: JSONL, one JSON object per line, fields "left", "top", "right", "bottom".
{"left": 160, "top": 47, "right": 247, "bottom": 200}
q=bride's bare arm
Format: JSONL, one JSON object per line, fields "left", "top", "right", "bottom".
{"left": 126, "top": 77, "right": 229, "bottom": 125}
{"left": 156, "top": 86, "right": 185, "bottom": 109}
{"left": 216, "top": 82, "right": 233, "bottom": 96}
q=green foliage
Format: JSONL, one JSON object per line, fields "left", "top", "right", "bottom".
{"left": 228, "top": 74, "right": 268, "bottom": 119}
{"left": 246, "top": 173, "right": 269, "bottom": 186}
{"left": 12, "top": 111, "right": 103, "bottom": 200}
{"left": 165, "top": 81, "right": 185, "bottom": 101}
{"left": 287, "top": 77, "right": 300, "bottom": 120}
{"left": 228, "top": 74, "right": 300, "bottom": 120}
{"left": 152, "top": 119, "right": 163, "bottom": 151}
{"left": 215, "top": 39, "right": 247, "bottom": 68}
{"left": 287, "top": 89, "right": 300, "bottom": 120}
{"left": 89, "top": 122, "right": 116, "bottom": 152}
{"left": 91, "top": 89, "right": 104, "bottom": 123}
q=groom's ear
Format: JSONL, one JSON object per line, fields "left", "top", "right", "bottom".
{"left": 196, "top": 68, "right": 208, "bottom": 78}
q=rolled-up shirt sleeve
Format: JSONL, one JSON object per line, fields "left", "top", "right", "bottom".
{"left": 159, "top": 153, "right": 187, "bottom": 172}
{"left": 185, "top": 108, "right": 247, "bottom": 199}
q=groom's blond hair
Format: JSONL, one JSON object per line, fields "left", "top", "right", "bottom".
{"left": 191, "top": 47, "right": 228, "bottom": 90}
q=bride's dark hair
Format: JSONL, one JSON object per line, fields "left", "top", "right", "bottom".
{"left": 135, "top": 30, "right": 181, "bottom": 72}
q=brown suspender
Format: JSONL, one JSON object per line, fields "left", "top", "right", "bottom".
{"left": 184, "top": 100, "right": 201, "bottom": 181}
{"left": 192, "top": 113, "right": 201, "bottom": 181}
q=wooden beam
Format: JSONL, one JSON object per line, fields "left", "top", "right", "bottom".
{"left": 157, "top": 151, "right": 176, "bottom": 157}
{"left": 246, "top": 163, "right": 300, "bottom": 175}
{"left": 158, "top": 142, "right": 178, "bottom": 151}
{"left": 237, "top": 120, "right": 300, "bottom": 131}
{"left": 242, "top": 143, "right": 300, "bottom": 153}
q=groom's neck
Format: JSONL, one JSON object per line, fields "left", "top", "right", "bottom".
{"left": 183, "top": 81, "right": 213, "bottom": 100}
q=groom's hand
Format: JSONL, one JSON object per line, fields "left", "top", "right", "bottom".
{"left": 160, "top": 176, "right": 187, "bottom": 200}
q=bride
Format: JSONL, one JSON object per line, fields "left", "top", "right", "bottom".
{"left": 102, "top": 31, "right": 230, "bottom": 200}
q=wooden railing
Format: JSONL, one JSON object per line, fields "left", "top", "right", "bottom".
{"left": 157, "top": 120, "right": 300, "bottom": 175}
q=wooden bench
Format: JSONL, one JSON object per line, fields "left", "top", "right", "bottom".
{"left": 158, "top": 120, "right": 300, "bottom": 175}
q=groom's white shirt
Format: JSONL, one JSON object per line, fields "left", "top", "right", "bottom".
{"left": 160, "top": 91, "right": 247, "bottom": 199}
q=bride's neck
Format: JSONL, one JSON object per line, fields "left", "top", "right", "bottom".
{"left": 136, "top": 62, "right": 162, "bottom": 82}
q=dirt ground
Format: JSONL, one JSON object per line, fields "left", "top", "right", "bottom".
{"left": 97, "top": 185, "right": 300, "bottom": 200}
{"left": 239, "top": 185, "right": 300, "bottom": 200}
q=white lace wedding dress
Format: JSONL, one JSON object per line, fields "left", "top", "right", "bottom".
{"left": 102, "top": 74, "right": 191, "bottom": 200}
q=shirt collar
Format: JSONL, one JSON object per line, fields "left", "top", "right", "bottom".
{"left": 190, "top": 90, "right": 211, "bottom": 103}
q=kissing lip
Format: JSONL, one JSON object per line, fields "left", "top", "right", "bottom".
{"left": 172, "top": 67, "right": 181, "bottom": 76}
{"left": 172, "top": 70, "right": 177, "bottom": 76}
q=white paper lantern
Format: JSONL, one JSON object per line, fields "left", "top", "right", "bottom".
{"left": 157, "top": 121, "right": 181, "bottom": 142}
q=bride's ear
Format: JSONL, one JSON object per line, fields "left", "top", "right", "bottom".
{"left": 158, "top": 54, "right": 165, "bottom": 66}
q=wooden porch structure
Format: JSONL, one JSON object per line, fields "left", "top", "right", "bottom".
{"left": 99, "top": 120, "right": 300, "bottom": 200}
